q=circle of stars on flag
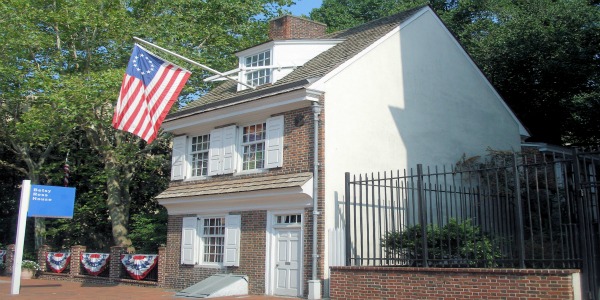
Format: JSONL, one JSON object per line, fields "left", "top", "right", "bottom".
{"left": 132, "top": 53, "right": 155, "bottom": 76}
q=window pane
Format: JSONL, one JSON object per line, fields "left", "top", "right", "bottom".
{"left": 244, "top": 51, "right": 271, "bottom": 86}
{"left": 191, "top": 134, "right": 210, "bottom": 177}
{"left": 201, "top": 217, "right": 225, "bottom": 263}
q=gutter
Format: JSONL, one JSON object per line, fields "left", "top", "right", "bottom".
{"left": 308, "top": 101, "right": 322, "bottom": 299}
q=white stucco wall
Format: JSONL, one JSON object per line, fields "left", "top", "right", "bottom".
{"left": 272, "top": 41, "right": 339, "bottom": 82}
{"left": 317, "top": 8, "right": 522, "bottom": 279}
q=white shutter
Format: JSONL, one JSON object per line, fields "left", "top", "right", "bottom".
{"left": 171, "top": 135, "right": 187, "bottom": 180}
{"left": 265, "top": 116, "right": 284, "bottom": 168}
{"left": 181, "top": 217, "right": 198, "bottom": 265}
{"left": 223, "top": 214, "right": 241, "bottom": 267}
{"left": 221, "top": 125, "right": 237, "bottom": 174}
{"left": 208, "top": 128, "right": 223, "bottom": 176}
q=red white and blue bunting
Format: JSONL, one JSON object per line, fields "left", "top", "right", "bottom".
{"left": 120, "top": 254, "right": 158, "bottom": 280}
{"left": 46, "top": 252, "right": 71, "bottom": 273}
{"left": 0, "top": 250, "right": 6, "bottom": 264}
{"left": 81, "top": 253, "right": 110, "bottom": 276}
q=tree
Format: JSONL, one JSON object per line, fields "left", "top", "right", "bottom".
{"left": 311, "top": 0, "right": 600, "bottom": 145}
{"left": 0, "top": 0, "right": 294, "bottom": 250}
{"left": 0, "top": 0, "right": 79, "bottom": 249}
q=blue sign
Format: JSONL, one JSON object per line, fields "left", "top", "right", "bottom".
{"left": 28, "top": 185, "right": 76, "bottom": 218}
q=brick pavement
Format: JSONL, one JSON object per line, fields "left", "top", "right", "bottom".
{"left": 0, "top": 276, "right": 297, "bottom": 300}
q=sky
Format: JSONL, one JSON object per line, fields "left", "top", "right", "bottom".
{"left": 287, "top": 0, "right": 323, "bottom": 16}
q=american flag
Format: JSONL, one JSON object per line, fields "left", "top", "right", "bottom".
{"left": 113, "top": 44, "right": 191, "bottom": 143}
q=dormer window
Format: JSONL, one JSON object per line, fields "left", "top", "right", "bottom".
{"left": 244, "top": 50, "right": 272, "bottom": 86}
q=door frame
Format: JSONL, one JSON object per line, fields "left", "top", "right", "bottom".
{"left": 265, "top": 210, "right": 304, "bottom": 296}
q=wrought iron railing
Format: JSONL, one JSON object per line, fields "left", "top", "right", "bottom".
{"left": 344, "top": 149, "right": 599, "bottom": 270}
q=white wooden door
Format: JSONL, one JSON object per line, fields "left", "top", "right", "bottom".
{"left": 274, "top": 229, "right": 301, "bottom": 296}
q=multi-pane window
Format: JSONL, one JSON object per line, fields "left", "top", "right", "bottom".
{"left": 241, "top": 123, "right": 266, "bottom": 170}
{"left": 190, "top": 134, "right": 210, "bottom": 177}
{"left": 245, "top": 50, "right": 271, "bottom": 86}
{"left": 201, "top": 217, "right": 225, "bottom": 263}
{"left": 276, "top": 214, "right": 302, "bottom": 225}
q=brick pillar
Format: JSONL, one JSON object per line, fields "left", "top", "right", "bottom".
{"left": 70, "top": 245, "right": 86, "bottom": 276}
{"left": 37, "top": 245, "right": 50, "bottom": 272}
{"left": 110, "top": 246, "right": 127, "bottom": 280}
{"left": 158, "top": 246, "right": 166, "bottom": 287}
{"left": 6, "top": 244, "right": 15, "bottom": 274}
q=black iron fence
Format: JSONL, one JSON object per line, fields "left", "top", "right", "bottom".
{"left": 344, "top": 147, "right": 600, "bottom": 298}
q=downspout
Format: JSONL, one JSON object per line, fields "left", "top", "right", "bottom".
{"left": 308, "top": 101, "right": 322, "bottom": 300}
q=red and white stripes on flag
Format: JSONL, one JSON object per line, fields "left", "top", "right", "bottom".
{"left": 113, "top": 44, "right": 191, "bottom": 143}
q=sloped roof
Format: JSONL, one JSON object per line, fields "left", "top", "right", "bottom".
{"left": 156, "top": 172, "right": 313, "bottom": 199}
{"left": 165, "top": 5, "right": 427, "bottom": 121}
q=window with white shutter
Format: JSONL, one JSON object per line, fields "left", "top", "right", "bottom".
{"left": 190, "top": 134, "right": 210, "bottom": 178}
{"left": 171, "top": 116, "right": 283, "bottom": 181}
{"left": 223, "top": 215, "right": 242, "bottom": 267}
{"left": 171, "top": 135, "right": 187, "bottom": 181}
{"left": 209, "top": 125, "right": 237, "bottom": 176}
{"left": 181, "top": 217, "right": 198, "bottom": 265}
{"left": 265, "top": 116, "right": 284, "bottom": 169}
{"left": 180, "top": 215, "right": 241, "bottom": 267}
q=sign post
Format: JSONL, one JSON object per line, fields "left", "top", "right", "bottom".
{"left": 10, "top": 180, "right": 31, "bottom": 295}
{"left": 10, "top": 181, "right": 76, "bottom": 295}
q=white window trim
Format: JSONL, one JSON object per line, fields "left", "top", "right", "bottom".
{"left": 181, "top": 215, "right": 241, "bottom": 267}
{"left": 238, "top": 49, "right": 273, "bottom": 90}
{"left": 236, "top": 116, "right": 284, "bottom": 174}
{"left": 239, "top": 121, "right": 267, "bottom": 172}
{"left": 189, "top": 134, "right": 211, "bottom": 179}
{"left": 265, "top": 210, "right": 304, "bottom": 296}
{"left": 170, "top": 116, "right": 284, "bottom": 180}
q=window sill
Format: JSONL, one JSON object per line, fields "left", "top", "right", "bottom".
{"left": 234, "top": 169, "right": 267, "bottom": 176}
{"left": 193, "top": 264, "right": 225, "bottom": 269}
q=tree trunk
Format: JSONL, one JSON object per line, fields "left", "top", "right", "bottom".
{"left": 105, "top": 154, "right": 133, "bottom": 249}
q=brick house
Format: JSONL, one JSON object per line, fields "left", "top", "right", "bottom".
{"left": 156, "top": 5, "right": 528, "bottom": 299}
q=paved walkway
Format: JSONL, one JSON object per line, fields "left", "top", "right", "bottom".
{"left": 0, "top": 276, "right": 297, "bottom": 300}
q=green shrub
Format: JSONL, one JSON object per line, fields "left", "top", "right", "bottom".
{"left": 381, "top": 219, "right": 501, "bottom": 267}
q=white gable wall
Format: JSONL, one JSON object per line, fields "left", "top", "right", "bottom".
{"left": 318, "top": 8, "right": 522, "bottom": 278}
{"left": 272, "top": 41, "right": 340, "bottom": 82}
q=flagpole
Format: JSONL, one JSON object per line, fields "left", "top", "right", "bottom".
{"left": 132, "top": 37, "right": 255, "bottom": 90}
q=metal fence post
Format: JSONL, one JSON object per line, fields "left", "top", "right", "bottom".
{"left": 345, "top": 172, "right": 351, "bottom": 266}
{"left": 573, "top": 148, "right": 593, "bottom": 300}
{"left": 417, "top": 164, "right": 428, "bottom": 267}
{"left": 512, "top": 153, "right": 526, "bottom": 268}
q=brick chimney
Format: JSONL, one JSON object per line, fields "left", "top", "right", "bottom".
{"left": 268, "top": 15, "right": 327, "bottom": 40}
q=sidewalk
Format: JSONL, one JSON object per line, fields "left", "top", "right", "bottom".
{"left": 0, "top": 276, "right": 296, "bottom": 300}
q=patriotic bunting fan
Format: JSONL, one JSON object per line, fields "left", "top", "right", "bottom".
{"left": 121, "top": 254, "right": 158, "bottom": 280}
{"left": 47, "top": 252, "right": 71, "bottom": 273}
{"left": 81, "top": 253, "right": 110, "bottom": 276}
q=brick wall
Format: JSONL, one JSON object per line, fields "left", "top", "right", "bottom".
{"left": 269, "top": 15, "right": 327, "bottom": 40}
{"left": 235, "top": 210, "right": 267, "bottom": 294}
{"left": 162, "top": 102, "right": 328, "bottom": 296}
{"left": 169, "top": 107, "right": 314, "bottom": 189}
{"left": 164, "top": 212, "right": 267, "bottom": 293}
{"left": 330, "top": 266, "right": 579, "bottom": 300}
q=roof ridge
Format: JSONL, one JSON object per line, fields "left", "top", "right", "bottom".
{"left": 168, "top": 5, "right": 428, "bottom": 118}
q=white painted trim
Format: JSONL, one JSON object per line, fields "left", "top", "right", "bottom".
{"left": 162, "top": 89, "right": 322, "bottom": 134}
{"left": 159, "top": 178, "right": 314, "bottom": 215}
{"left": 265, "top": 209, "right": 305, "bottom": 297}
{"left": 236, "top": 40, "right": 343, "bottom": 57}
{"left": 309, "top": 6, "right": 429, "bottom": 91}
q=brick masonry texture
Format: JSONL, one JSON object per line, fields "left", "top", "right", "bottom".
{"left": 268, "top": 16, "right": 327, "bottom": 40}
{"left": 163, "top": 101, "right": 327, "bottom": 297}
{"left": 329, "top": 266, "right": 579, "bottom": 300}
